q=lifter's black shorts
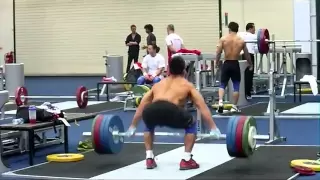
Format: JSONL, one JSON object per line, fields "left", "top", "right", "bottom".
{"left": 142, "top": 100, "right": 196, "bottom": 134}
{"left": 220, "top": 60, "right": 241, "bottom": 91}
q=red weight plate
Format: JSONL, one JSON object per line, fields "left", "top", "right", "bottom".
{"left": 293, "top": 166, "right": 315, "bottom": 176}
{"left": 15, "top": 86, "right": 28, "bottom": 106}
{"left": 258, "top": 29, "right": 270, "bottom": 54}
{"left": 93, "top": 115, "right": 103, "bottom": 153}
{"left": 235, "top": 116, "right": 247, "bottom": 157}
{"left": 76, "top": 86, "right": 88, "bottom": 109}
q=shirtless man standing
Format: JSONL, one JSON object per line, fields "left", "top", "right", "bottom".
{"left": 215, "top": 22, "right": 253, "bottom": 113}
{"left": 126, "top": 56, "right": 221, "bottom": 170}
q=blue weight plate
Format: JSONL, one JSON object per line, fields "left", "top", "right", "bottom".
{"left": 230, "top": 116, "right": 241, "bottom": 156}
{"left": 226, "top": 116, "right": 237, "bottom": 157}
{"left": 99, "top": 115, "right": 124, "bottom": 154}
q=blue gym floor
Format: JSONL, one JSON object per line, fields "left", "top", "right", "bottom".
{"left": 1, "top": 77, "right": 320, "bottom": 179}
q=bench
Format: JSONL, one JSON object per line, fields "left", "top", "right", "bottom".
{"left": 293, "top": 80, "right": 320, "bottom": 102}
{"left": 97, "top": 81, "right": 136, "bottom": 101}
{"left": 0, "top": 113, "right": 96, "bottom": 166}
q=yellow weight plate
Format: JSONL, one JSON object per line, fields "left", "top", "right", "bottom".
{"left": 290, "top": 159, "right": 320, "bottom": 171}
{"left": 47, "top": 153, "right": 84, "bottom": 162}
{"left": 297, "top": 88, "right": 312, "bottom": 93}
{"left": 123, "top": 84, "right": 132, "bottom": 91}
{"left": 212, "top": 104, "right": 233, "bottom": 110}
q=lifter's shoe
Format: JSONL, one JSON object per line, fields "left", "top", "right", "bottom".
{"left": 179, "top": 155, "right": 200, "bottom": 170}
{"left": 146, "top": 158, "right": 157, "bottom": 169}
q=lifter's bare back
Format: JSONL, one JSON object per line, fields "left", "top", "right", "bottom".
{"left": 221, "top": 34, "right": 245, "bottom": 60}
{"left": 152, "top": 76, "right": 190, "bottom": 107}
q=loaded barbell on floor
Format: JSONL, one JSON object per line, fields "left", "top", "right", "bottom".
{"left": 82, "top": 114, "right": 269, "bottom": 158}
{"left": 11, "top": 86, "right": 95, "bottom": 108}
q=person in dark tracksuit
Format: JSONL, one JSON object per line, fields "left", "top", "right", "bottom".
{"left": 238, "top": 23, "right": 256, "bottom": 99}
{"left": 142, "top": 24, "right": 157, "bottom": 54}
{"left": 125, "top": 25, "right": 141, "bottom": 73}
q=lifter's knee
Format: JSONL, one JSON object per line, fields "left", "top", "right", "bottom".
{"left": 185, "top": 122, "right": 197, "bottom": 134}
{"left": 232, "top": 81, "right": 240, "bottom": 92}
{"left": 144, "top": 126, "right": 155, "bottom": 133}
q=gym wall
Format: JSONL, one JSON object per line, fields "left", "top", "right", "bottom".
{"left": 10, "top": 0, "right": 220, "bottom": 76}
{"left": 0, "top": 0, "right": 14, "bottom": 65}
{"left": 222, "top": 0, "right": 295, "bottom": 73}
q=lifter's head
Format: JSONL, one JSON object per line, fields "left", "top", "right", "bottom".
{"left": 167, "top": 24, "right": 175, "bottom": 34}
{"left": 228, "top": 22, "right": 239, "bottom": 33}
{"left": 169, "top": 56, "right": 186, "bottom": 76}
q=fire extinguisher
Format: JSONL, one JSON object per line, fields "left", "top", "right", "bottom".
{"left": 4, "top": 51, "right": 14, "bottom": 64}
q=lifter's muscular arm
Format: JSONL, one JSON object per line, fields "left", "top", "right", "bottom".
{"left": 190, "top": 86, "right": 217, "bottom": 129}
{"left": 130, "top": 90, "right": 153, "bottom": 127}
{"left": 215, "top": 38, "right": 223, "bottom": 66}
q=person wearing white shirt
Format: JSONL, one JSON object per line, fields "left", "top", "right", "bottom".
{"left": 137, "top": 44, "right": 166, "bottom": 85}
{"left": 165, "top": 24, "right": 185, "bottom": 74}
{"left": 238, "top": 23, "right": 256, "bottom": 99}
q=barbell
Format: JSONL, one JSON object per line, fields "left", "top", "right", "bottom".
{"left": 82, "top": 114, "right": 269, "bottom": 158}
{"left": 12, "top": 86, "right": 94, "bottom": 108}
{"left": 248, "top": 28, "right": 320, "bottom": 54}
{"left": 12, "top": 84, "right": 153, "bottom": 108}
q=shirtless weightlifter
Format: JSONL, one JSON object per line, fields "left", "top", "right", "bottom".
{"left": 215, "top": 22, "right": 253, "bottom": 113}
{"left": 126, "top": 56, "right": 221, "bottom": 170}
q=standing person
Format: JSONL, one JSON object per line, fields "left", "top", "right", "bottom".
{"left": 142, "top": 24, "right": 157, "bottom": 54}
{"left": 215, "top": 22, "right": 253, "bottom": 113}
{"left": 165, "top": 24, "right": 184, "bottom": 74}
{"left": 125, "top": 24, "right": 141, "bottom": 73}
{"left": 238, "top": 23, "right": 256, "bottom": 99}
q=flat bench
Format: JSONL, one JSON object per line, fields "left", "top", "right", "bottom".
{"left": 97, "top": 81, "right": 136, "bottom": 101}
{"left": 293, "top": 80, "right": 320, "bottom": 102}
{"left": 0, "top": 113, "right": 95, "bottom": 166}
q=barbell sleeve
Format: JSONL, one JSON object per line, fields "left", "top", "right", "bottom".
{"left": 10, "top": 95, "right": 96, "bottom": 99}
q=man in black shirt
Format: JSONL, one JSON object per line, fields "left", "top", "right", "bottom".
{"left": 142, "top": 24, "right": 157, "bottom": 54}
{"left": 125, "top": 24, "right": 141, "bottom": 73}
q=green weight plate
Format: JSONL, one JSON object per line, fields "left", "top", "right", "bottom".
{"left": 135, "top": 97, "right": 142, "bottom": 107}
{"left": 131, "top": 85, "right": 150, "bottom": 96}
{"left": 241, "top": 116, "right": 257, "bottom": 157}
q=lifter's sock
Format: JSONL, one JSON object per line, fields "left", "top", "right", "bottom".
{"left": 146, "top": 150, "right": 154, "bottom": 159}
{"left": 182, "top": 152, "right": 191, "bottom": 161}
{"left": 218, "top": 99, "right": 223, "bottom": 106}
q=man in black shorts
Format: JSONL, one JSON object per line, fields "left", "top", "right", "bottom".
{"left": 126, "top": 56, "right": 221, "bottom": 170}
{"left": 215, "top": 22, "right": 253, "bottom": 113}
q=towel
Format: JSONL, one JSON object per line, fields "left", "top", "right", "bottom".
{"left": 300, "top": 75, "right": 318, "bottom": 95}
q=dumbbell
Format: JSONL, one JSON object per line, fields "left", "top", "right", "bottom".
{"left": 82, "top": 114, "right": 269, "bottom": 158}
{"left": 11, "top": 86, "right": 95, "bottom": 108}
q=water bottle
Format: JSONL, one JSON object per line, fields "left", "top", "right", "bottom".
{"left": 28, "top": 105, "right": 37, "bottom": 124}
{"left": 12, "top": 118, "right": 24, "bottom": 125}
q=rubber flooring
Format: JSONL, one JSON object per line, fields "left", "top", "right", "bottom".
{"left": 218, "top": 102, "right": 302, "bottom": 116}
{"left": 11, "top": 143, "right": 180, "bottom": 179}
{"left": 9, "top": 145, "right": 317, "bottom": 179}
{"left": 191, "top": 146, "right": 317, "bottom": 180}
